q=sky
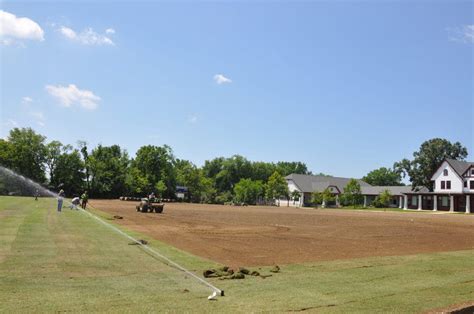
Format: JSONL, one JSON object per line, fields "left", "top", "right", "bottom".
{"left": 1, "top": 1, "right": 473, "bottom": 178}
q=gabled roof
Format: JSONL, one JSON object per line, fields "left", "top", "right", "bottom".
{"left": 445, "top": 159, "right": 474, "bottom": 177}
{"left": 361, "top": 185, "right": 414, "bottom": 196}
{"left": 286, "top": 174, "right": 371, "bottom": 193}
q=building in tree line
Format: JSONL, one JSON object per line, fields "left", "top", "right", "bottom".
{"left": 283, "top": 174, "right": 409, "bottom": 208}
{"left": 403, "top": 159, "right": 473, "bottom": 213}
{"left": 175, "top": 186, "right": 188, "bottom": 200}
{"left": 284, "top": 159, "right": 473, "bottom": 214}
{"left": 283, "top": 174, "right": 367, "bottom": 207}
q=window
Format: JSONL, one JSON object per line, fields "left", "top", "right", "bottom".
{"left": 465, "top": 181, "right": 468, "bottom": 188}
{"left": 411, "top": 196, "right": 417, "bottom": 206}
{"left": 471, "top": 169, "right": 474, "bottom": 176}
{"left": 441, "top": 181, "right": 445, "bottom": 189}
{"left": 446, "top": 181, "right": 451, "bottom": 189}
{"left": 441, "top": 196, "right": 449, "bottom": 207}
{"left": 443, "top": 169, "right": 448, "bottom": 176}
{"left": 471, "top": 181, "right": 474, "bottom": 189}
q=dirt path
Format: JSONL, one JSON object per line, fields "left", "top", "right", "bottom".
{"left": 90, "top": 200, "right": 474, "bottom": 267}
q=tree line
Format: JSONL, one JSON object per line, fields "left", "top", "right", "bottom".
{"left": 0, "top": 128, "right": 307, "bottom": 203}
{"left": 0, "top": 128, "right": 468, "bottom": 205}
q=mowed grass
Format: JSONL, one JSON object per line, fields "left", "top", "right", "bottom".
{"left": 0, "top": 196, "right": 473, "bottom": 313}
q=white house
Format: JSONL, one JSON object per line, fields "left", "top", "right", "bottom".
{"left": 402, "top": 159, "right": 473, "bottom": 213}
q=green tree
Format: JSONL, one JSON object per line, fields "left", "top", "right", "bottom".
{"left": 373, "top": 189, "right": 392, "bottom": 208}
{"left": 233, "top": 178, "right": 265, "bottom": 205}
{"left": 78, "top": 141, "right": 91, "bottom": 191}
{"left": 0, "top": 139, "right": 13, "bottom": 168}
{"left": 51, "top": 148, "right": 85, "bottom": 196}
{"left": 129, "top": 145, "right": 176, "bottom": 198}
{"left": 6, "top": 128, "right": 47, "bottom": 183}
{"left": 266, "top": 171, "right": 289, "bottom": 206}
{"left": 45, "top": 140, "right": 66, "bottom": 186}
{"left": 311, "top": 188, "right": 334, "bottom": 207}
{"left": 175, "top": 159, "right": 207, "bottom": 202}
{"left": 291, "top": 190, "right": 301, "bottom": 205}
{"left": 394, "top": 138, "right": 468, "bottom": 190}
{"left": 363, "top": 167, "right": 403, "bottom": 186}
{"left": 275, "top": 161, "right": 309, "bottom": 176}
{"left": 341, "top": 179, "right": 363, "bottom": 207}
{"left": 154, "top": 180, "right": 167, "bottom": 199}
{"left": 88, "top": 145, "right": 130, "bottom": 198}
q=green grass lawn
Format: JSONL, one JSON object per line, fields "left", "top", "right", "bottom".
{"left": 1, "top": 196, "right": 473, "bottom": 313}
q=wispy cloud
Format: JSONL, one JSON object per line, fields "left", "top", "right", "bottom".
{"left": 6, "top": 119, "right": 19, "bottom": 127}
{"left": 29, "top": 111, "right": 45, "bottom": 127}
{"left": 59, "top": 26, "right": 115, "bottom": 46}
{"left": 213, "top": 74, "right": 232, "bottom": 85}
{"left": 447, "top": 25, "right": 474, "bottom": 43}
{"left": 45, "top": 84, "right": 101, "bottom": 110}
{"left": 0, "top": 10, "right": 44, "bottom": 45}
{"left": 188, "top": 114, "right": 198, "bottom": 124}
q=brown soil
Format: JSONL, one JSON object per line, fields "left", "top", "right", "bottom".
{"left": 89, "top": 200, "right": 474, "bottom": 267}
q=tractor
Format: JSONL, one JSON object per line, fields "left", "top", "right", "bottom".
{"left": 136, "top": 198, "right": 165, "bottom": 213}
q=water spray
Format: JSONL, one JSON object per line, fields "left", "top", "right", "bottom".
{"left": 0, "top": 166, "right": 224, "bottom": 300}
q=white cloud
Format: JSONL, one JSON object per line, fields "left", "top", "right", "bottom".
{"left": 105, "top": 28, "right": 115, "bottom": 34}
{"left": 448, "top": 25, "right": 474, "bottom": 43}
{"left": 60, "top": 26, "right": 76, "bottom": 39}
{"left": 22, "top": 96, "right": 33, "bottom": 103}
{"left": 59, "top": 26, "right": 114, "bottom": 45}
{"left": 213, "top": 74, "right": 232, "bottom": 85}
{"left": 45, "top": 84, "right": 101, "bottom": 110}
{"left": 0, "top": 10, "right": 44, "bottom": 44}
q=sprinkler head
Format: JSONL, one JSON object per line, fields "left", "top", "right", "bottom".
{"left": 207, "top": 291, "right": 218, "bottom": 300}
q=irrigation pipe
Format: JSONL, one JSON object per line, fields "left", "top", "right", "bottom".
{"left": 77, "top": 201, "right": 224, "bottom": 300}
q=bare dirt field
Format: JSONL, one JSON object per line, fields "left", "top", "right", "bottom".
{"left": 90, "top": 200, "right": 474, "bottom": 267}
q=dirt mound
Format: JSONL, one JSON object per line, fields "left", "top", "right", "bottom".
{"left": 203, "top": 266, "right": 277, "bottom": 280}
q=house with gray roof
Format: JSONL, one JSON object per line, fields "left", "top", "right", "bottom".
{"left": 284, "top": 174, "right": 371, "bottom": 207}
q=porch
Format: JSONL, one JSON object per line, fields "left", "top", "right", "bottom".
{"left": 403, "top": 193, "right": 472, "bottom": 213}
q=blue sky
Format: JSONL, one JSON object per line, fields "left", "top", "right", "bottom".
{"left": 1, "top": 1, "right": 472, "bottom": 178}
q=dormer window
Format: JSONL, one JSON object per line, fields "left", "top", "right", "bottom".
{"left": 443, "top": 169, "right": 448, "bottom": 176}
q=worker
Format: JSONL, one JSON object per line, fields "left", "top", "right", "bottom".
{"left": 149, "top": 192, "right": 156, "bottom": 202}
{"left": 57, "top": 189, "right": 65, "bottom": 212}
{"left": 70, "top": 196, "right": 80, "bottom": 210}
{"left": 81, "top": 191, "right": 89, "bottom": 209}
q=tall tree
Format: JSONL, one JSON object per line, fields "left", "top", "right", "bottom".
{"left": 394, "top": 138, "right": 468, "bottom": 190}
{"left": 266, "top": 171, "right": 289, "bottom": 205}
{"left": 275, "top": 161, "right": 309, "bottom": 176}
{"left": 45, "top": 140, "right": 65, "bottom": 185}
{"left": 51, "top": 148, "right": 85, "bottom": 196}
{"left": 88, "top": 145, "right": 130, "bottom": 198}
{"left": 78, "top": 141, "right": 91, "bottom": 191}
{"left": 6, "top": 128, "right": 47, "bottom": 183}
{"left": 175, "top": 159, "right": 206, "bottom": 202}
{"left": 362, "top": 167, "right": 403, "bottom": 186}
{"left": 129, "top": 145, "right": 176, "bottom": 198}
